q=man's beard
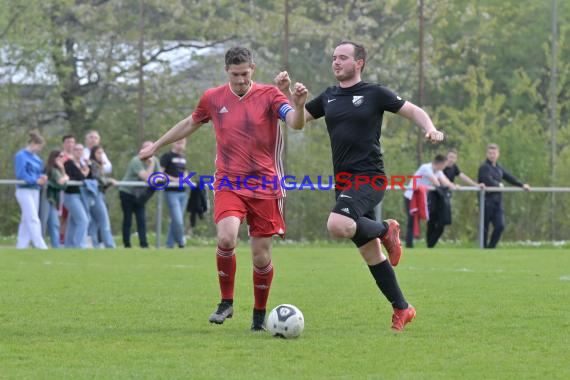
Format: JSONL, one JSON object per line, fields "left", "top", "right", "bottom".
{"left": 334, "top": 65, "right": 356, "bottom": 82}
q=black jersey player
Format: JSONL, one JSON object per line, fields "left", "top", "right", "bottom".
{"left": 276, "top": 41, "right": 444, "bottom": 331}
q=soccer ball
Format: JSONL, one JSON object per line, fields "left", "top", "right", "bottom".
{"left": 267, "top": 304, "right": 304, "bottom": 339}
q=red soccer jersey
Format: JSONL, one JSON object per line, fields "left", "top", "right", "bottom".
{"left": 192, "top": 82, "right": 292, "bottom": 199}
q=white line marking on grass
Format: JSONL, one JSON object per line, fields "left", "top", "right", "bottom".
{"left": 406, "top": 266, "right": 475, "bottom": 273}
{"left": 405, "top": 266, "right": 531, "bottom": 274}
{"left": 560, "top": 276, "right": 570, "bottom": 281}
{"left": 172, "top": 264, "right": 193, "bottom": 269}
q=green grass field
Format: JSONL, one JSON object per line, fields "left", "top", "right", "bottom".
{"left": 1, "top": 245, "right": 569, "bottom": 379}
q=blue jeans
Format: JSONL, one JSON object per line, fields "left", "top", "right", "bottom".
{"left": 88, "top": 192, "right": 116, "bottom": 248}
{"left": 47, "top": 202, "right": 61, "bottom": 248}
{"left": 165, "top": 191, "right": 188, "bottom": 248}
{"left": 63, "top": 193, "right": 89, "bottom": 248}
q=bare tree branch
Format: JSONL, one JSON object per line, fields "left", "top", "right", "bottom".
{"left": 143, "top": 35, "right": 237, "bottom": 66}
{"left": 0, "top": 5, "right": 27, "bottom": 40}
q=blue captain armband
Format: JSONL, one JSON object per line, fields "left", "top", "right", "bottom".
{"left": 278, "top": 103, "right": 294, "bottom": 121}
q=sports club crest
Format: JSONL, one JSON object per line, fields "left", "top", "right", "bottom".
{"left": 352, "top": 95, "right": 364, "bottom": 107}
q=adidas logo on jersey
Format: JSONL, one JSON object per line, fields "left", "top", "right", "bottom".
{"left": 341, "top": 207, "right": 351, "bottom": 214}
{"left": 219, "top": 106, "right": 229, "bottom": 114}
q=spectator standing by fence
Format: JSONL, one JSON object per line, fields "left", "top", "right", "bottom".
{"left": 160, "top": 138, "right": 189, "bottom": 249}
{"left": 119, "top": 141, "right": 161, "bottom": 248}
{"left": 14, "top": 130, "right": 48, "bottom": 250}
{"left": 46, "top": 150, "right": 69, "bottom": 248}
{"left": 63, "top": 144, "right": 90, "bottom": 248}
{"left": 478, "top": 144, "right": 530, "bottom": 249}
{"left": 88, "top": 145, "right": 116, "bottom": 248}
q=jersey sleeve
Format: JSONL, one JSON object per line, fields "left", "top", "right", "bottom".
{"left": 192, "top": 91, "right": 212, "bottom": 124}
{"left": 270, "top": 88, "right": 293, "bottom": 121}
{"left": 376, "top": 86, "right": 405, "bottom": 113}
{"left": 305, "top": 92, "right": 326, "bottom": 120}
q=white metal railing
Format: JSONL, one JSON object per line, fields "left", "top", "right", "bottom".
{"left": 2, "top": 179, "right": 570, "bottom": 248}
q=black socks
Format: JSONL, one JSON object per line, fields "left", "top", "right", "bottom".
{"left": 368, "top": 260, "right": 408, "bottom": 310}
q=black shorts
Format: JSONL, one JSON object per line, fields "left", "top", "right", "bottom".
{"left": 332, "top": 175, "right": 386, "bottom": 221}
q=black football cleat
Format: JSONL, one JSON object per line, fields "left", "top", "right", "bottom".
{"left": 208, "top": 302, "right": 234, "bottom": 324}
{"left": 250, "top": 309, "right": 267, "bottom": 332}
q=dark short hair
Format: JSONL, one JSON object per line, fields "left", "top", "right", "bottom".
{"left": 62, "top": 134, "right": 75, "bottom": 143}
{"left": 433, "top": 154, "right": 447, "bottom": 164}
{"left": 338, "top": 40, "right": 367, "bottom": 72}
{"left": 225, "top": 47, "right": 253, "bottom": 67}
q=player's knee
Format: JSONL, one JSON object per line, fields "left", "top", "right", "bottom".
{"left": 327, "top": 217, "right": 354, "bottom": 238}
{"left": 252, "top": 252, "right": 271, "bottom": 268}
{"left": 217, "top": 235, "right": 237, "bottom": 250}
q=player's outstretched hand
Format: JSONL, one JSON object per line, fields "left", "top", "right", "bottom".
{"left": 139, "top": 142, "right": 156, "bottom": 160}
{"left": 274, "top": 71, "right": 292, "bottom": 94}
{"left": 425, "top": 130, "right": 444, "bottom": 144}
{"left": 292, "top": 82, "right": 308, "bottom": 107}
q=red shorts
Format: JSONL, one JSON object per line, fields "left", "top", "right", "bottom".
{"left": 214, "top": 191, "right": 285, "bottom": 238}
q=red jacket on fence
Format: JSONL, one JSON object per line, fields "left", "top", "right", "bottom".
{"left": 409, "top": 185, "right": 428, "bottom": 238}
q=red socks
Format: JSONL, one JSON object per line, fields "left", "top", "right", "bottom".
{"left": 217, "top": 245, "right": 274, "bottom": 310}
{"left": 253, "top": 261, "right": 274, "bottom": 310}
{"left": 216, "top": 245, "right": 236, "bottom": 300}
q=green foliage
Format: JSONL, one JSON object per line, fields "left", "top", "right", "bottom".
{"left": 1, "top": 0, "right": 570, "bottom": 241}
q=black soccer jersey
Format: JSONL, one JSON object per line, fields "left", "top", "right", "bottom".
{"left": 443, "top": 164, "right": 461, "bottom": 183}
{"left": 160, "top": 151, "right": 188, "bottom": 192}
{"left": 305, "top": 81, "right": 405, "bottom": 176}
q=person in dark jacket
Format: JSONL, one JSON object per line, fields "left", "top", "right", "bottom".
{"left": 424, "top": 148, "right": 486, "bottom": 248}
{"left": 427, "top": 186, "right": 452, "bottom": 248}
{"left": 187, "top": 186, "right": 209, "bottom": 235}
{"left": 478, "top": 143, "right": 530, "bottom": 248}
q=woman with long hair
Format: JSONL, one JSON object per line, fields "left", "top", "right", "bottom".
{"left": 45, "top": 150, "right": 69, "bottom": 248}
{"left": 14, "top": 130, "right": 48, "bottom": 249}
{"left": 87, "top": 145, "right": 116, "bottom": 248}
{"left": 63, "top": 143, "right": 90, "bottom": 248}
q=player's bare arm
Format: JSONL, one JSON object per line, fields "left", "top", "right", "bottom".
{"left": 439, "top": 175, "right": 456, "bottom": 189}
{"left": 139, "top": 116, "right": 203, "bottom": 160}
{"left": 459, "top": 172, "right": 484, "bottom": 188}
{"left": 397, "top": 101, "right": 444, "bottom": 144}
{"left": 275, "top": 71, "right": 314, "bottom": 123}
{"left": 285, "top": 82, "right": 309, "bottom": 130}
{"left": 428, "top": 175, "right": 442, "bottom": 187}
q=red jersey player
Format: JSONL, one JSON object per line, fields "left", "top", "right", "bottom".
{"left": 139, "top": 47, "right": 308, "bottom": 331}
